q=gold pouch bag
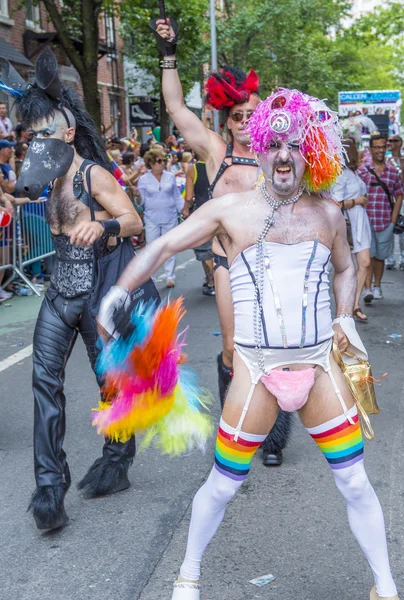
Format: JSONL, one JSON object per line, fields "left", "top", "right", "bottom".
{"left": 332, "top": 342, "right": 380, "bottom": 440}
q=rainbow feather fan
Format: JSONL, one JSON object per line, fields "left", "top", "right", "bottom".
{"left": 92, "top": 297, "right": 214, "bottom": 455}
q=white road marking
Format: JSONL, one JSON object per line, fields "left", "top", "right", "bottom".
{"left": 0, "top": 344, "right": 33, "bottom": 373}
{"left": 0, "top": 258, "right": 197, "bottom": 371}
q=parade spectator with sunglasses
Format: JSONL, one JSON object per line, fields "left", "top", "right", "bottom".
{"left": 137, "top": 147, "right": 184, "bottom": 288}
{"left": 386, "top": 135, "right": 404, "bottom": 270}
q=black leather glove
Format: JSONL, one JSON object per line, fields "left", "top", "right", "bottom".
{"left": 149, "top": 17, "right": 180, "bottom": 57}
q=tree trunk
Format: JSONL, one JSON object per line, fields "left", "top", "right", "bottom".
{"left": 41, "top": 0, "right": 103, "bottom": 130}
{"left": 81, "top": 0, "right": 102, "bottom": 129}
{"left": 81, "top": 71, "right": 102, "bottom": 130}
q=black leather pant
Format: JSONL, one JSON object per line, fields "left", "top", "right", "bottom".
{"left": 32, "top": 286, "right": 136, "bottom": 488}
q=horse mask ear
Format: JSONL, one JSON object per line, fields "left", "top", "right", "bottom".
{"left": 35, "top": 48, "right": 63, "bottom": 102}
{"left": 0, "top": 57, "right": 26, "bottom": 96}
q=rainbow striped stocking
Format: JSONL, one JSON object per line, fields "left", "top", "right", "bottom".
{"left": 307, "top": 406, "right": 397, "bottom": 597}
{"left": 179, "top": 419, "right": 266, "bottom": 582}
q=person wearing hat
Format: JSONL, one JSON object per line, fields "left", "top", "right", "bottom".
{"left": 0, "top": 139, "right": 17, "bottom": 195}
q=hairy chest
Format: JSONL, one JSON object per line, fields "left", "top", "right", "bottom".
{"left": 46, "top": 181, "right": 88, "bottom": 234}
{"left": 225, "top": 202, "right": 335, "bottom": 260}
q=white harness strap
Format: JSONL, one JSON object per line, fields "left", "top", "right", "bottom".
{"left": 327, "top": 368, "right": 355, "bottom": 425}
{"left": 234, "top": 382, "right": 256, "bottom": 442}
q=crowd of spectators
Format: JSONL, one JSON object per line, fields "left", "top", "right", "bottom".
{"left": 103, "top": 130, "right": 198, "bottom": 287}
{"left": 0, "top": 96, "right": 198, "bottom": 299}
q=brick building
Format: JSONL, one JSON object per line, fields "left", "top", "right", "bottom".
{"left": 0, "top": 0, "right": 127, "bottom": 136}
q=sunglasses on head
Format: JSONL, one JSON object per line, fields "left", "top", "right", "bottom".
{"left": 229, "top": 110, "right": 255, "bottom": 122}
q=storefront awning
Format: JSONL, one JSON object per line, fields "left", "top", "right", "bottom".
{"left": 0, "top": 38, "right": 33, "bottom": 67}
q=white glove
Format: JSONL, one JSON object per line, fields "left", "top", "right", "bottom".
{"left": 97, "top": 285, "right": 131, "bottom": 339}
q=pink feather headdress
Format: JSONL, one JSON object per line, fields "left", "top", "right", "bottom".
{"left": 246, "top": 88, "right": 344, "bottom": 192}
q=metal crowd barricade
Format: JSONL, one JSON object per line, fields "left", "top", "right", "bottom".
{"left": 0, "top": 215, "right": 16, "bottom": 288}
{"left": 0, "top": 197, "right": 55, "bottom": 297}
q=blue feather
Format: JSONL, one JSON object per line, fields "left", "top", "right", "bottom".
{"left": 0, "top": 80, "right": 23, "bottom": 97}
{"left": 96, "top": 300, "right": 157, "bottom": 377}
{"left": 179, "top": 366, "right": 206, "bottom": 412}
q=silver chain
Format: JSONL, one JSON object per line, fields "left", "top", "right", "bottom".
{"left": 253, "top": 182, "right": 304, "bottom": 375}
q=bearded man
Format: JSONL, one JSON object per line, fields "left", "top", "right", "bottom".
{"left": 152, "top": 15, "right": 292, "bottom": 466}
{"left": 99, "top": 89, "right": 399, "bottom": 600}
{"left": 1, "top": 49, "right": 143, "bottom": 530}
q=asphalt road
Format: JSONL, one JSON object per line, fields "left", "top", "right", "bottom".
{"left": 0, "top": 249, "right": 403, "bottom": 600}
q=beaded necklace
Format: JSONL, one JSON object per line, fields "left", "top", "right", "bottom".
{"left": 253, "top": 182, "right": 304, "bottom": 374}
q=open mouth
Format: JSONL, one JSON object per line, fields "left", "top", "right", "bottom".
{"left": 275, "top": 165, "right": 292, "bottom": 175}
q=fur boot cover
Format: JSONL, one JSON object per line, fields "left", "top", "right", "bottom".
{"left": 77, "top": 457, "right": 132, "bottom": 497}
{"left": 261, "top": 410, "right": 293, "bottom": 453}
{"left": 28, "top": 485, "right": 69, "bottom": 530}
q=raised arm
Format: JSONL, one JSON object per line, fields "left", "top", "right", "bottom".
{"left": 155, "top": 19, "right": 221, "bottom": 160}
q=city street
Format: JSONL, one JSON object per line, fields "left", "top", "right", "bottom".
{"left": 1, "top": 249, "right": 403, "bottom": 600}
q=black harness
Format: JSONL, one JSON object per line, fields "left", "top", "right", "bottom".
{"left": 208, "top": 140, "right": 258, "bottom": 199}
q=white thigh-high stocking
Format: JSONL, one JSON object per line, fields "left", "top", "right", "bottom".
{"left": 179, "top": 418, "right": 267, "bottom": 582}
{"left": 307, "top": 407, "right": 397, "bottom": 598}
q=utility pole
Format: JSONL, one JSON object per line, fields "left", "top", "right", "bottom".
{"left": 210, "top": 0, "right": 220, "bottom": 133}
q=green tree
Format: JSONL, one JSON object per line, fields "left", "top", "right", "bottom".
{"left": 215, "top": 0, "right": 404, "bottom": 112}
{"left": 38, "top": 0, "right": 106, "bottom": 127}
{"left": 215, "top": 0, "right": 351, "bottom": 102}
{"left": 119, "top": 0, "right": 209, "bottom": 138}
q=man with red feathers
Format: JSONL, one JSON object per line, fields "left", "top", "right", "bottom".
{"left": 151, "top": 16, "right": 292, "bottom": 465}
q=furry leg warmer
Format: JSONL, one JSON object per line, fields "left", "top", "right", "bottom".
{"left": 261, "top": 410, "right": 292, "bottom": 453}
{"left": 217, "top": 353, "right": 233, "bottom": 409}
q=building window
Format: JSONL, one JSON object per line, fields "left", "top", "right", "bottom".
{"left": 105, "top": 14, "right": 117, "bottom": 55}
{"left": 25, "top": 0, "right": 40, "bottom": 28}
{"left": 109, "top": 94, "right": 121, "bottom": 136}
{"left": 0, "top": 0, "right": 9, "bottom": 17}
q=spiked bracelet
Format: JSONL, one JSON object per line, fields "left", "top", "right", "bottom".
{"left": 99, "top": 219, "right": 121, "bottom": 236}
{"left": 160, "top": 59, "right": 177, "bottom": 69}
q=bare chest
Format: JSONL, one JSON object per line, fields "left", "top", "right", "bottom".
{"left": 224, "top": 203, "right": 334, "bottom": 264}
{"left": 208, "top": 161, "right": 258, "bottom": 198}
{"left": 47, "top": 181, "right": 89, "bottom": 235}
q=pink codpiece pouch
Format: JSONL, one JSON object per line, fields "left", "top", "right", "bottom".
{"left": 261, "top": 368, "right": 316, "bottom": 412}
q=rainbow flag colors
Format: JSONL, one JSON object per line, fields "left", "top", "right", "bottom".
{"left": 92, "top": 298, "right": 214, "bottom": 456}
{"left": 107, "top": 153, "right": 125, "bottom": 186}
{"left": 309, "top": 412, "right": 364, "bottom": 470}
{"left": 214, "top": 425, "right": 262, "bottom": 481}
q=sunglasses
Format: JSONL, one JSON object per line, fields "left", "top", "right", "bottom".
{"left": 155, "top": 158, "right": 167, "bottom": 164}
{"left": 388, "top": 139, "right": 401, "bottom": 143}
{"left": 229, "top": 110, "right": 255, "bottom": 122}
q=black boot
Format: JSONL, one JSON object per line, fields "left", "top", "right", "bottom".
{"left": 28, "top": 485, "right": 69, "bottom": 530}
{"left": 217, "top": 352, "right": 233, "bottom": 409}
{"left": 78, "top": 436, "right": 136, "bottom": 498}
{"left": 261, "top": 410, "right": 293, "bottom": 466}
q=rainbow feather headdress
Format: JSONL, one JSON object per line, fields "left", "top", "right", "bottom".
{"left": 92, "top": 298, "right": 214, "bottom": 455}
{"left": 246, "top": 88, "right": 344, "bottom": 192}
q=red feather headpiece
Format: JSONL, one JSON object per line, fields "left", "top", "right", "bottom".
{"left": 205, "top": 67, "right": 259, "bottom": 111}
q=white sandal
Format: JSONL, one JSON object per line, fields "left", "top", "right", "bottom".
{"left": 370, "top": 585, "right": 400, "bottom": 600}
{"left": 171, "top": 579, "right": 200, "bottom": 599}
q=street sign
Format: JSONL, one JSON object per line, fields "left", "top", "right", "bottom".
{"left": 129, "top": 101, "right": 154, "bottom": 128}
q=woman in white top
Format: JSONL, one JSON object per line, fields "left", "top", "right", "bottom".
{"left": 332, "top": 138, "right": 372, "bottom": 323}
{"left": 137, "top": 147, "right": 184, "bottom": 288}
